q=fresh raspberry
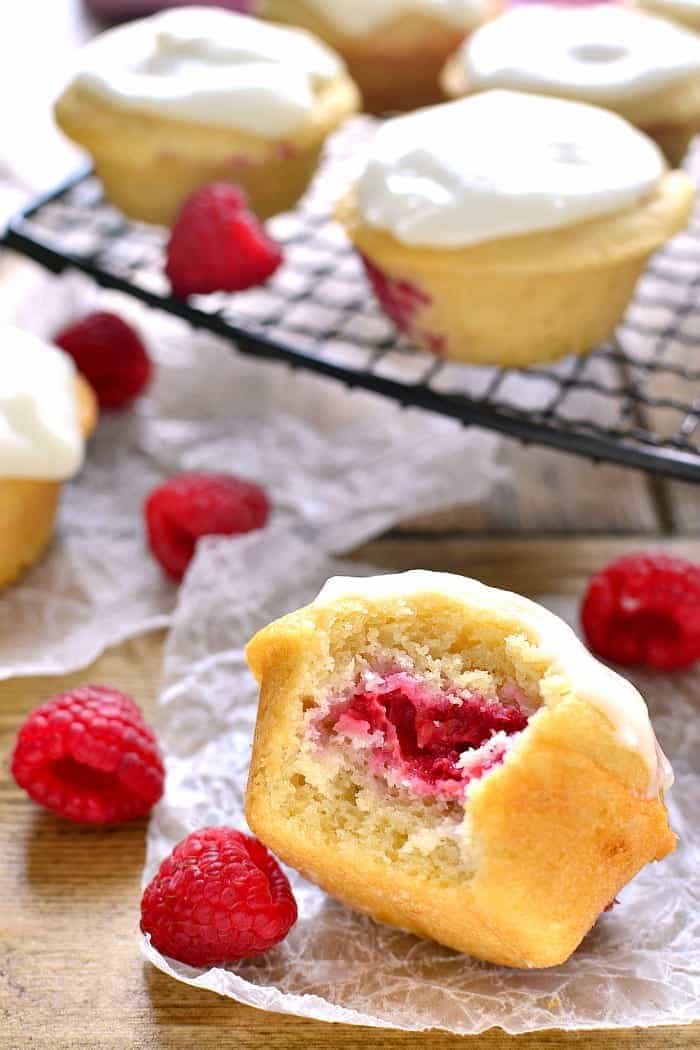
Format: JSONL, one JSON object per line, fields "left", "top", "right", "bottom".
{"left": 140, "top": 827, "right": 297, "bottom": 966}
{"left": 144, "top": 472, "right": 270, "bottom": 582}
{"left": 581, "top": 552, "right": 700, "bottom": 670}
{"left": 361, "top": 255, "right": 431, "bottom": 335}
{"left": 55, "top": 311, "right": 152, "bottom": 410}
{"left": 165, "top": 183, "right": 283, "bottom": 298}
{"left": 11, "top": 686, "right": 164, "bottom": 824}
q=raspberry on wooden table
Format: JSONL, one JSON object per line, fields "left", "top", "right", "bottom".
{"left": 144, "top": 472, "right": 270, "bottom": 582}
{"left": 581, "top": 552, "right": 700, "bottom": 670}
{"left": 11, "top": 686, "right": 164, "bottom": 824}
{"left": 165, "top": 182, "right": 283, "bottom": 298}
{"left": 140, "top": 827, "right": 297, "bottom": 966}
{"left": 55, "top": 311, "right": 152, "bottom": 410}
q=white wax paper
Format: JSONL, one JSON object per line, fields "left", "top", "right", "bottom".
{"left": 142, "top": 532, "right": 700, "bottom": 1035}
{"left": 0, "top": 271, "right": 501, "bottom": 679}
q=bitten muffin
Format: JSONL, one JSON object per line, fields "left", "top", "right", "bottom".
{"left": 246, "top": 571, "right": 675, "bottom": 969}
{"left": 336, "top": 91, "right": 694, "bottom": 366}
{"left": 55, "top": 7, "right": 360, "bottom": 224}
{"left": 260, "top": 0, "right": 496, "bottom": 114}
{"left": 0, "top": 329, "right": 97, "bottom": 591}
{"left": 442, "top": 4, "right": 700, "bottom": 167}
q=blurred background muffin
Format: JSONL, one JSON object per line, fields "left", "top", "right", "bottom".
{"left": 259, "top": 0, "right": 498, "bottom": 113}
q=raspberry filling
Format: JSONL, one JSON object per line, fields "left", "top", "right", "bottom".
{"left": 325, "top": 673, "right": 529, "bottom": 800}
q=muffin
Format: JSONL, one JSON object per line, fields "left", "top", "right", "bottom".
{"left": 0, "top": 328, "right": 97, "bottom": 591}
{"left": 246, "top": 571, "right": 675, "bottom": 968}
{"left": 55, "top": 7, "right": 360, "bottom": 225}
{"left": 442, "top": 4, "right": 700, "bottom": 167}
{"left": 260, "top": 0, "right": 497, "bottom": 114}
{"left": 336, "top": 91, "right": 694, "bottom": 367}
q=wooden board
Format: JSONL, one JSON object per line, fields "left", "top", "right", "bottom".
{"left": 2, "top": 538, "right": 698, "bottom": 1050}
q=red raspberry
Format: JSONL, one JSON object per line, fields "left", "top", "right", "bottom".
{"left": 165, "top": 183, "right": 283, "bottom": 298}
{"left": 144, "top": 472, "right": 270, "bottom": 582}
{"left": 140, "top": 827, "right": 297, "bottom": 966}
{"left": 361, "top": 255, "right": 431, "bottom": 335}
{"left": 55, "top": 311, "right": 152, "bottom": 410}
{"left": 11, "top": 686, "right": 164, "bottom": 824}
{"left": 581, "top": 552, "right": 700, "bottom": 670}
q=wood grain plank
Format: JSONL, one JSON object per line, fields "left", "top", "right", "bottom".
{"left": 663, "top": 479, "right": 700, "bottom": 535}
{"left": 398, "top": 442, "right": 661, "bottom": 535}
{"left": 2, "top": 540, "right": 698, "bottom": 1049}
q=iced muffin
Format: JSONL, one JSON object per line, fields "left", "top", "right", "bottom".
{"left": 337, "top": 91, "right": 694, "bottom": 366}
{"left": 55, "top": 7, "right": 360, "bottom": 224}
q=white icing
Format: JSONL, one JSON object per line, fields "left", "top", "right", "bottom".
{"left": 462, "top": 6, "right": 700, "bottom": 106}
{"left": 314, "top": 570, "right": 673, "bottom": 798}
{"left": 298, "top": 0, "right": 487, "bottom": 35}
{"left": 356, "top": 91, "right": 665, "bottom": 248}
{"left": 71, "top": 7, "right": 343, "bottom": 137}
{"left": 0, "top": 328, "right": 85, "bottom": 481}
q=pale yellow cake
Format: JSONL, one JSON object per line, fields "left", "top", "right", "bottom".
{"left": 55, "top": 10, "right": 360, "bottom": 225}
{"left": 0, "top": 377, "right": 97, "bottom": 591}
{"left": 246, "top": 572, "right": 675, "bottom": 969}
{"left": 337, "top": 171, "right": 694, "bottom": 366}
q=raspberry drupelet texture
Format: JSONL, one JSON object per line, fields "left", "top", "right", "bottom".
{"left": 165, "top": 183, "right": 283, "bottom": 298}
{"left": 11, "top": 686, "right": 164, "bottom": 824}
{"left": 325, "top": 672, "right": 529, "bottom": 800}
{"left": 140, "top": 827, "right": 297, "bottom": 966}
{"left": 582, "top": 552, "right": 700, "bottom": 670}
{"left": 144, "top": 472, "right": 270, "bottom": 582}
{"left": 55, "top": 311, "right": 152, "bottom": 410}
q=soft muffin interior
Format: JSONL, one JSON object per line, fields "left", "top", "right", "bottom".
{"left": 269, "top": 598, "right": 560, "bottom": 888}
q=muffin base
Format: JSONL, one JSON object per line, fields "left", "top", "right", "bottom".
{"left": 337, "top": 172, "right": 695, "bottom": 367}
{"left": 92, "top": 137, "right": 328, "bottom": 225}
{"left": 0, "top": 377, "right": 97, "bottom": 591}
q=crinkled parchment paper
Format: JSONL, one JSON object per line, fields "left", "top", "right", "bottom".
{"left": 0, "top": 272, "right": 501, "bottom": 679}
{"left": 143, "top": 532, "right": 700, "bottom": 1034}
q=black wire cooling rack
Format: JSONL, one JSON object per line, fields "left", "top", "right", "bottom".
{"left": 4, "top": 119, "right": 700, "bottom": 481}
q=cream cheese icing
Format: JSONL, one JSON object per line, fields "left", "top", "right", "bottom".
{"left": 0, "top": 328, "right": 85, "bottom": 481}
{"left": 356, "top": 91, "right": 665, "bottom": 248}
{"left": 70, "top": 7, "right": 343, "bottom": 138}
{"left": 462, "top": 5, "right": 700, "bottom": 106}
{"left": 296, "top": 0, "right": 487, "bottom": 35}
{"left": 314, "top": 570, "right": 673, "bottom": 799}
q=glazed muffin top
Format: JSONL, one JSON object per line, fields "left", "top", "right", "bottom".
{"left": 355, "top": 91, "right": 665, "bottom": 248}
{"left": 1, "top": 328, "right": 86, "bottom": 480}
{"left": 454, "top": 5, "right": 700, "bottom": 108}
{"left": 65, "top": 6, "right": 346, "bottom": 137}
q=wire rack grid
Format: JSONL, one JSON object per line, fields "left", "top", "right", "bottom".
{"left": 4, "top": 118, "right": 700, "bottom": 482}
